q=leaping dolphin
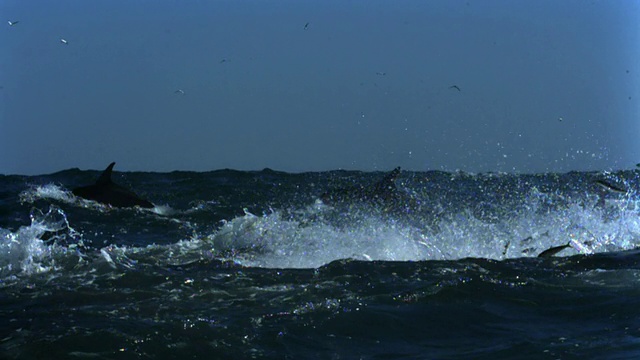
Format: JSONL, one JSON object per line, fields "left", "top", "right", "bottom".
{"left": 72, "top": 162, "right": 154, "bottom": 208}
{"left": 593, "top": 178, "right": 628, "bottom": 208}
{"left": 538, "top": 241, "right": 572, "bottom": 258}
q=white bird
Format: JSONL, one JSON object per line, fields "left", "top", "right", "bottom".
{"left": 174, "top": 89, "right": 185, "bottom": 95}
{"left": 60, "top": 38, "right": 68, "bottom": 45}
{"left": 8, "top": 20, "right": 19, "bottom": 26}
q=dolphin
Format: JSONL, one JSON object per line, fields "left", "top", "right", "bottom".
{"left": 594, "top": 179, "right": 627, "bottom": 194}
{"left": 320, "top": 167, "right": 442, "bottom": 231}
{"left": 593, "top": 178, "right": 627, "bottom": 208}
{"left": 320, "top": 167, "right": 402, "bottom": 207}
{"left": 72, "top": 162, "right": 154, "bottom": 208}
{"left": 538, "top": 241, "right": 572, "bottom": 258}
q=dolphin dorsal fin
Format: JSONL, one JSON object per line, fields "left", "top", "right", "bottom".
{"left": 96, "top": 162, "right": 116, "bottom": 185}
{"left": 384, "top": 167, "right": 401, "bottom": 183}
{"left": 373, "top": 167, "right": 401, "bottom": 195}
{"left": 379, "top": 167, "right": 401, "bottom": 187}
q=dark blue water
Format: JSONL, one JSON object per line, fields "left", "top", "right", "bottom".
{"left": 2, "top": 168, "right": 640, "bottom": 359}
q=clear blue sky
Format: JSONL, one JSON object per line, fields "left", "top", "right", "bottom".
{"left": 1, "top": 0, "right": 638, "bottom": 175}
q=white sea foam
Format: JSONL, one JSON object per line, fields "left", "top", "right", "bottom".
{"left": 0, "top": 206, "right": 89, "bottom": 279}
{"left": 5, "top": 186, "right": 640, "bottom": 272}
{"left": 19, "top": 183, "right": 76, "bottom": 204}
{"left": 199, "top": 197, "right": 640, "bottom": 268}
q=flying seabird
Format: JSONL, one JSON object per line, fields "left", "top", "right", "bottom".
{"left": 449, "top": 85, "right": 461, "bottom": 91}
{"left": 174, "top": 89, "right": 185, "bottom": 95}
{"left": 7, "top": 20, "right": 19, "bottom": 26}
{"left": 60, "top": 38, "right": 68, "bottom": 45}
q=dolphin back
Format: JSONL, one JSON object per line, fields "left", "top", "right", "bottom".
{"left": 72, "top": 162, "right": 154, "bottom": 208}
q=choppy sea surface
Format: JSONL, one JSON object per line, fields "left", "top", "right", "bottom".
{"left": 2, "top": 167, "right": 640, "bottom": 359}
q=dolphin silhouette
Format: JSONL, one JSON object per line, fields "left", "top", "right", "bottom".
{"left": 320, "top": 167, "right": 441, "bottom": 230}
{"left": 72, "top": 162, "right": 154, "bottom": 208}
{"left": 320, "top": 167, "right": 402, "bottom": 206}
{"left": 537, "top": 241, "right": 572, "bottom": 258}
{"left": 593, "top": 178, "right": 627, "bottom": 208}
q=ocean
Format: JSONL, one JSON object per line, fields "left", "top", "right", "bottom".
{"left": 1, "top": 167, "right": 640, "bottom": 359}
